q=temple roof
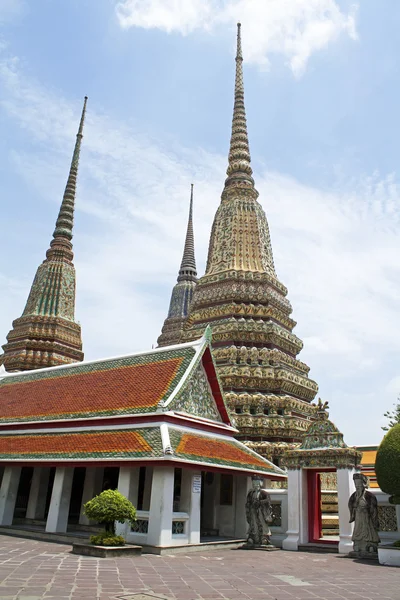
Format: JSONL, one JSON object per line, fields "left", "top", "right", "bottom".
{"left": 0, "top": 424, "right": 286, "bottom": 477}
{"left": 0, "top": 331, "right": 286, "bottom": 478}
{"left": 0, "top": 331, "right": 230, "bottom": 425}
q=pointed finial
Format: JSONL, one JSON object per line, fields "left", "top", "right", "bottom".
{"left": 51, "top": 96, "right": 88, "bottom": 245}
{"left": 178, "top": 183, "right": 197, "bottom": 282}
{"left": 236, "top": 22, "right": 242, "bottom": 60}
{"left": 224, "top": 23, "right": 254, "bottom": 190}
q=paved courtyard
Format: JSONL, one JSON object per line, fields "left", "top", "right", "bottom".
{"left": 0, "top": 535, "right": 398, "bottom": 600}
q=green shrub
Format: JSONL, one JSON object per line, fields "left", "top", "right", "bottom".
{"left": 90, "top": 532, "right": 125, "bottom": 547}
{"left": 83, "top": 489, "right": 136, "bottom": 538}
{"left": 375, "top": 423, "right": 400, "bottom": 504}
{"left": 393, "top": 540, "right": 400, "bottom": 549}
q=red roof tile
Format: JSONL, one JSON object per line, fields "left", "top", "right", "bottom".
{"left": 176, "top": 433, "right": 271, "bottom": 469}
{"left": 0, "top": 430, "right": 153, "bottom": 458}
{"left": 0, "top": 357, "right": 184, "bottom": 422}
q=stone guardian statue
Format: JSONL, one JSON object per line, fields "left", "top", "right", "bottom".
{"left": 244, "top": 476, "right": 274, "bottom": 549}
{"left": 349, "top": 473, "right": 380, "bottom": 555}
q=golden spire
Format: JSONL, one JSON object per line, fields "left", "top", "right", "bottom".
{"left": 225, "top": 23, "right": 254, "bottom": 190}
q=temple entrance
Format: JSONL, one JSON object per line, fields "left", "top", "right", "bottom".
{"left": 307, "top": 470, "right": 338, "bottom": 544}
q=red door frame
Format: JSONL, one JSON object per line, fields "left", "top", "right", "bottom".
{"left": 307, "top": 468, "right": 337, "bottom": 545}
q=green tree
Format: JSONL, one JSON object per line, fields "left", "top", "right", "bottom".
{"left": 382, "top": 398, "right": 400, "bottom": 431}
{"left": 83, "top": 489, "right": 136, "bottom": 536}
{"left": 375, "top": 423, "right": 400, "bottom": 505}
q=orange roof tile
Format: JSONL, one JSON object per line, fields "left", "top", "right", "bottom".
{"left": 0, "top": 354, "right": 188, "bottom": 422}
{"left": 0, "top": 429, "right": 155, "bottom": 459}
{"left": 175, "top": 432, "right": 276, "bottom": 471}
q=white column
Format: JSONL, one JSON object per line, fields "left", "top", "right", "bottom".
{"left": 283, "top": 469, "right": 308, "bottom": 551}
{"left": 0, "top": 466, "right": 21, "bottom": 526}
{"left": 45, "top": 467, "right": 74, "bottom": 533}
{"left": 26, "top": 467, "right": 50, "bottom": 520}
{"left": 180, "top": 469, "right": 202, "bottom": 544}
{"left": 115, "top": 467, "right": 140, "bottom": 538}
{"left": 234, "top": 475, "right": 252, "bottom": 538}
{"left": 79, "top": 467, "right": 104, "bottom": 525}
{"left": 147, "top": 466, "right": 174, "bottom": 547}
{"left": 337, "top": 467, "right": 356, "bottom": 554}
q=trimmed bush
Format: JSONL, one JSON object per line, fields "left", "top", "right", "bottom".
{"left": 83, "top": 489, "right": 137, "bottom": 539}
{"left": 375, "top": 423, "right": 400, "bottom": 504}
{"left": 89, "top": 532, "right": 126, "bottom": 547}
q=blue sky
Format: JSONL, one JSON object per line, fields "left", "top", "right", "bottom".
{"left": 1, "top": 0, "right": 400, "bottom": 445}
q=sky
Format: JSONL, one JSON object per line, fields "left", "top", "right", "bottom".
{"left": 1, "top": 0, "right": 400, "bottom": 446}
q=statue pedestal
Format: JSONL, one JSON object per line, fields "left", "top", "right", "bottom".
{"left": 241, "top": 543, "right": 280, "bottom": 551}
{"left": 348, "top": 550, "right": 378, "bottom": 561}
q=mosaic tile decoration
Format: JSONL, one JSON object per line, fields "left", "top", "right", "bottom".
{"left": 0, "top": 346, "right": 195, "bottom": 422}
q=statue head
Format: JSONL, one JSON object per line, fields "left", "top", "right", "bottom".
{"left": 353, "top": 472, "right": 368, "bottom": 494}
{"left": 252, "top": 475, "right": 263, "bottom": 490}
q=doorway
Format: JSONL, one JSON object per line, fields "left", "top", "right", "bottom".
{"left": 307, "top": 469, "right": 338, "bottom": 544}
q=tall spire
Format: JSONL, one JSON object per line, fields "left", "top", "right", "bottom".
{"left": 182, "top": 26, "right": 319, "bottom": 463}
{"left": 157, "top": 184, "right": 198, "bottom": 347}
{"left": 178, "top": 183, "right": 197, "bottom": 281}
{"left": 225, "top": 23, "right": 254, "bottom": 190}
{"left": 48, "top": 96, "right": 87, "bottom": 262}
{"left": 1, "top": 97, "right": 87, "bottom": 372}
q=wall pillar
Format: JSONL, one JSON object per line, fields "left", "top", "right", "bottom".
{"left": 79, "top": 467, "right": 104, "bottom": 525}
{"left": 147, "top": 466, "right": 174, "bottom": 547}
{"left": 0, "top": 466, "right": 21, "bottom": 526}
{"left": 26, "top": 467, "right": 50, "bottom": 520}
{"left": 283, "top": 469, "right": 308, "bottom": 551}
{"left": 45, "top": 467, "right": 74, "bottom": 533}
{"left": 396, "top": 504, "right": 400, "bottom": 533}
{"left": 337, "top": 467, "right": 356, "bottom": 554}
{"left": 234, "top": 475, "right": 252, "bottom": 538}
{"left": 180, "top": 469, "right": 201, "bottom": 544}
{"left": 115, "top": 467, "right": 140, "bottom": 538}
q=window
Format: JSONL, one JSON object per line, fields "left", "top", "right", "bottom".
{"left": 235, "top": 406, "right": 243, "bottom": 414}
{"left": 263, "top": 408, "right": 269, "bottom": 415}
{"left": 250, "top": 407, "right": 256, "bottom": 415}
{"left": 220, "top": 474, "right": 233, "bottom": 506}
{"left": 277, "top": 409, "right": 284, "bottom": 416}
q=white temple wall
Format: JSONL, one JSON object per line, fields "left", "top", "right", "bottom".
{"left": 264, "top": 488, "right": 288, "bottom": 548}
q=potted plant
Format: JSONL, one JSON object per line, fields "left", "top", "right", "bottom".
{"left": 375, "top": 423, "right": 400, "bottom": 566}
{"left": 81, "top": 489, "right": 137, "bottom": 549}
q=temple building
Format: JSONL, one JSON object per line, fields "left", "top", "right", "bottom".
{"left": 159, "top": 25, "right": 319, "bottom": 463}
{"left": 0, "top": 330, "right": 286, "bottom": 548}
{"left": 0, "top": 98, "right": 87, "bottom": 372}
{"left": 157, "top": 184, "right": 198, "bottom": 347}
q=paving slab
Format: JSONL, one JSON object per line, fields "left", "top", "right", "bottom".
{"left": 0, "top": 535, "right": 397, "bottom": 600}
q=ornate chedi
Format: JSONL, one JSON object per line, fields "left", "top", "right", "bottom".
{"left": 282, "top": 400, "right": 362, "bottom": 470}
{"left": 181, "top": 25, "right": 319, "bottom": 462}
{"left": 0, "top": 97, "right": 87, "bottom": 372}
{"left": 158, "top": 184, "right": 198, "bottom": 347}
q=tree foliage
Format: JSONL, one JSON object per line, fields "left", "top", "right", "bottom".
{"left": 83, "top": 489, "right": 136, "bottom": 536}
{"left": 375, "top": 423, "right": 400, "bottom": 504}
{"left": 382, "top": 398, "right": 400, "bottom": 431}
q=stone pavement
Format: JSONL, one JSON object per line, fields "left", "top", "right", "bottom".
{"left": 0, "top": 535, "right": 398, "bottom": 600}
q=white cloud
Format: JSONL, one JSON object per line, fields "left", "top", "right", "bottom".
{"left": 0, "top": 0, "right": 26, "bottom": 24}
{"left": 2, "top": 45, "right": 400, "bottom": 445}
{"left": 115, "top": 0, "right": 358, "bottom": 76}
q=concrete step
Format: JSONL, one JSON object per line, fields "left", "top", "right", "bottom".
{"left": 298, "top": 543, "right": 338, "bottom": 554}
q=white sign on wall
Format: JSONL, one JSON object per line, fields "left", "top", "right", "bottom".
{"left": 192, "top": 475, "right": 202, "bottom": 493}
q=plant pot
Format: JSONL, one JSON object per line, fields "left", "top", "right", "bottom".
{"left": 378, "top": 544, "right": 400, "bottom": 567}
